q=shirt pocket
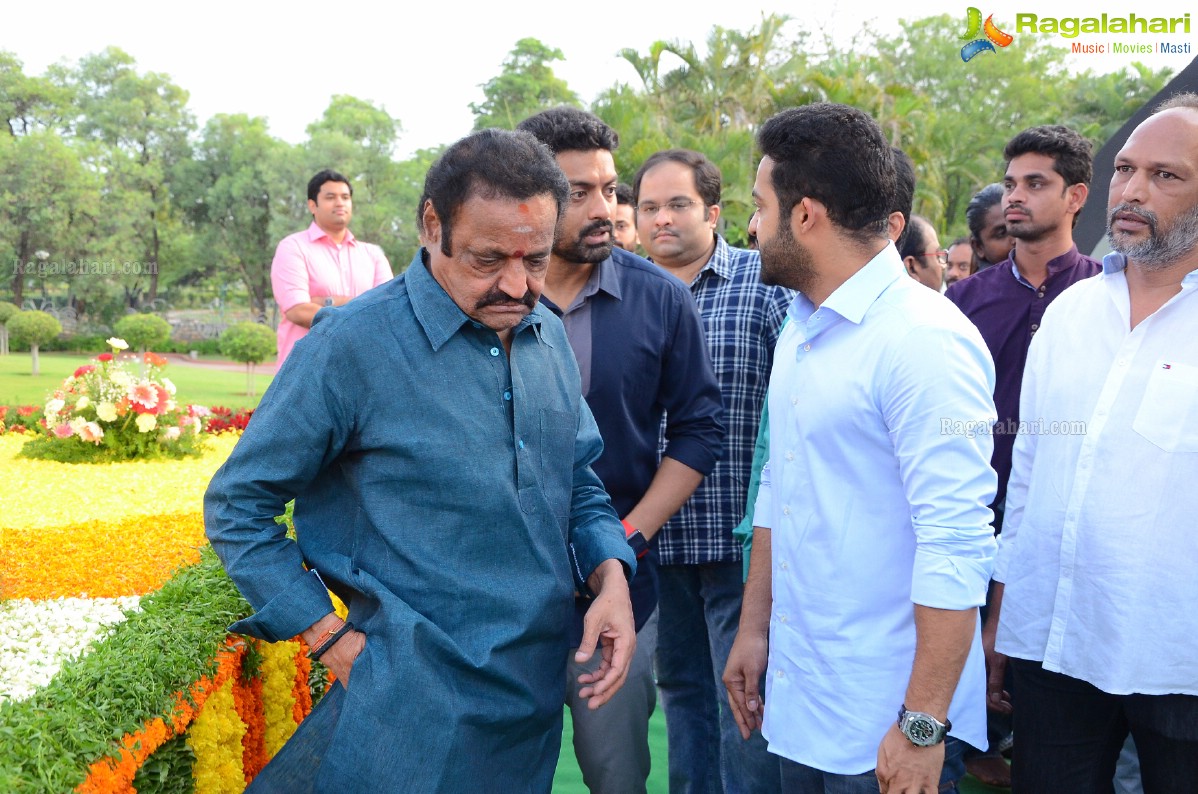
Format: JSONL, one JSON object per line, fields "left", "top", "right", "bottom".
{"left": 1132, "top": 361, "right": 1198, "bottom": 453}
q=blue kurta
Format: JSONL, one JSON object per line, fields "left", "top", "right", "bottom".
{"left": 204, "top": 250, "right": 634, "bottom": 792}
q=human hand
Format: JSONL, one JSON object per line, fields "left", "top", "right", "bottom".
{"left": 982, "top": 622, "right": 1012, "bottom": 715}
{"left": 722, "top": 628, "right": 768, "bottom": 740}
{"left": 876, "top": 724, "right": 944, "bottom": 794}
{"left": 324, "top": 629, "right": 366, "bottom": 689}
{"left": 576, "top": 561, "right": 635, "bottom": 709}
{"left": 301, "top": 613, "right": 365, "bottom": 689}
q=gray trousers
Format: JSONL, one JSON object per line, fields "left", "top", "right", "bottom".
{"left": 565, "top": 609, "right": 659, "bottom": 794}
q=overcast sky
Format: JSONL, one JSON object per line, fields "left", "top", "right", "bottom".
{"left": 5, "top": 0, "right": 1192, "bottom": 157}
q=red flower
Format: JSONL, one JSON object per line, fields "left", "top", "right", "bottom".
{"left": 154, "top": 385, "right": 171, "bottom": 413}
{"left": 17, "top": 406, "right": 36, "bottom": 417}
{"left": 97, "top": 353, "right": 114, "bottom": 362}
{"left": 74, "top": 365, "right": 96, "bottom": 378}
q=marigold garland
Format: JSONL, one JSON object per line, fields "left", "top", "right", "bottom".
{"left": 73, "top": 635, "right": 315, "bottom": 794}
{"left": 234, "top": 674, "right": 267, "bottom": 782}
{"left": 259, "top": 640, "right": 301, "bottom": 757}
{"left": 187, "top": 677, "right": 246, "bottom": 794}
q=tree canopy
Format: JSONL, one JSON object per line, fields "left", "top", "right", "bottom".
{"left": 0, "top": 18, "right": 1175, "bottom": 320}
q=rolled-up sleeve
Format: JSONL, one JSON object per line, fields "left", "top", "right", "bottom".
{"left": 271, "top": 237, "right": 312, "bottom": 314}
{"left": 883, "top": 323, "right": 998, "bottom": 610}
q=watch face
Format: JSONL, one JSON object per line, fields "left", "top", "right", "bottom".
{"left": 907, "top": 716, "right": 937, "bottom": 744}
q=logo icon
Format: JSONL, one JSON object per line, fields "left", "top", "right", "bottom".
{"left": 961, "top": 7, "right": 1014, "bottom": 61}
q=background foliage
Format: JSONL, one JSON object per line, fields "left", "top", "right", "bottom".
{"left": 0, "top": 15, "right": 1174, "bottom": 319}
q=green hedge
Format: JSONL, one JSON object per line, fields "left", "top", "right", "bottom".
{"left": 0, "top": 548, "right": 250, "bottom": 793}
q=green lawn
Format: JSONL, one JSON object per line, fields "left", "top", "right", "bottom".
{"left": 553, "top": 708, "right": 1004, "bottom": 792}
{"left": 0, "top": 352, "right": 271, "bottom": 409}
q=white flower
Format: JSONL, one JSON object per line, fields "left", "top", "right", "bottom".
{"left": 96, "top": 402, "right": 118, "bottom": 422}
{"left": 106, "top": 337, "right": 129, "bottom": 351}
{"left": 135, "top": 413, "right": 157, "bottom": 433}
{"left": 45, "top": 399, "right": 65, "bottom": 416}
{"left": 68, "top": 416, "right": 88, "bottom": 435}
{"left": 79, "top": 421, "right": 104, "bottom": 444}
{"left": 161, "top": 426, "right": 182, "bottom": 442}
{"left": 110, "top": 371, "right": 132, "bottom": 389}
{"left": 0, "top": 596, "right": 141, "bottom": 704}
{"left": 162, "top": 378, "right": 176, "bottom": 396}
{"left": 75, "top": 396, "right": 91, "bottom": 411}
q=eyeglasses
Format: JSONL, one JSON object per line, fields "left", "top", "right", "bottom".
{"left": 635, "top": 199, "right": 699, "bottom": 217}
{"left": 921, "top": 250, "right": 949, "bottom": 266}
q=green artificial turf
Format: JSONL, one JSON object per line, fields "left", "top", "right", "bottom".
{"left": 553, "top": 706, "right": 1004, "bottom": 792}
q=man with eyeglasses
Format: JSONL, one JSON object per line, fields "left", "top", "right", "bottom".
{"left": 635, "top": 148, "right": 792, "bottom": 794}
{"left": 899, "top": 215, "right": 948, "bottom": 292}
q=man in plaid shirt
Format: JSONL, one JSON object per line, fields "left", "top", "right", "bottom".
{"left": 636, "top": 148, "right": 793, "bottom": 794}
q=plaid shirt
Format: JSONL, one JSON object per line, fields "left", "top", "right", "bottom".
{"left": 657, "top": 235, "right": 793, "bottom": 565}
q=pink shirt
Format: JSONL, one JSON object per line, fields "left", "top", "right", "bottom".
{"left": 271, "top": 222, "right": 393, "bottom": 362}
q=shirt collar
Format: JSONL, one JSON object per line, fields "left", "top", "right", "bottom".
{"left": 306, "top": 221, "right": 357, "bottom": 246}
{"left": 406, "top": 249, "right": 543, "bottom": 351}
{"left": 1010, "top": 244, "right": 1085, "bottom": 288}
{"left": 699, "top": 234, "right": 735, "bottom": 281}
{"left": 819, "top": 242, "right": 906, "bottom": 325}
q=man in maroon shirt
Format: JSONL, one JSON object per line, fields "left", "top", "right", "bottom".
{"left": 946, "top": 124, "right": 1101, "bottom": 787}
{"left": 948, "top": 125, "right": 1100, "bottom": 526}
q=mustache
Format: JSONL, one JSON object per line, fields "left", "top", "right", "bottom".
{"left": 580, "top": 220, "right": 613, "bottom": 239}
{"left": 1108, "top": 203, "right": 1157, "bottom": 231}
{"left": 475, "top": 289, "right": 537, "bottom": 311}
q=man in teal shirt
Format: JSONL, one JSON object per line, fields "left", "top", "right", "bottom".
{"left": 205, "top": 128, "right": 636, "bottom": 792}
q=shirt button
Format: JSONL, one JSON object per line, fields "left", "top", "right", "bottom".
{"left": 489, "top": 347, "right": 500, "bottom": 356}
{"left": 778, "top": 612, "right": 788, "bottom": 623}
{"left": 517, "top": 439, "right": 525, "bottom": 450}
{"left": 780, "top": 560, "right": 789, "bottom": 570}
{"left": 503, "top": 390, "right": 511, "bottom": 401}
{"left": 786, "top": 451, "right": 794, "bottom": 461}
{"left": 1031, "top": 323, "right": 1039, "bottom": 331}
{"left": 776, "top": 669, "right": 785, "bottom": 679}
{"left": 472, "top": 322, "right": 483, "bottom": 329}
{"left": 804, "top": 344, "right": 812, "bottom": 351}
{"left": 783, "top": 506, "right": 790, "bottom": 515}
{"left": 791, "top": 396, "right": 799, "bottom": 406}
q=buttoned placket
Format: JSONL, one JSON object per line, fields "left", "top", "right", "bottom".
{"left": 1041, "top": 313, "right": 1149, "bottom": 668}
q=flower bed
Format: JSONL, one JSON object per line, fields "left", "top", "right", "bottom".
{"left": 0, "top": 435, "right": 327, "bottom": 793}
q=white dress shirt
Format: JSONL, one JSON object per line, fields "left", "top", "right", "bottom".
{"left": 995, "top": 253, "right": 1198, "bottom": 696}
{"left": 754, "top": 245, "right": 997, "bottom": 773}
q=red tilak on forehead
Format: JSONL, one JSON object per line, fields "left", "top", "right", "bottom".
{"left": 512, "top": 250, "right": 525, "bottom": 259}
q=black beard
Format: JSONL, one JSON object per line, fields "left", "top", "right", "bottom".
{"left": 554, "top": 220, "right": 614, "bottom": 264}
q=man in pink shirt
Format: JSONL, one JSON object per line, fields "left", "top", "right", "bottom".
{"left": 271, "top": 169, "right": 393, "bottom": 363}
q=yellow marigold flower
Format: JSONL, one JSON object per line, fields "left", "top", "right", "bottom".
{"left": 187, "top": 677, "right": 246, "bottom": 794}
{"left": 96, "top": 402, "right": 118, "bottom": 422}
{"left": 135, "top": 413, "right": 157, "bottom": 433}
{"left": 106, "top": 337, "right": 129, "bottom": 351}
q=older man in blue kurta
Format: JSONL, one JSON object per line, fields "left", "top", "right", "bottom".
{"left": 204, "top": 129, "right": 636, "bottom": 793}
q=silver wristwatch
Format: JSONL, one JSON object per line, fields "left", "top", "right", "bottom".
{"left": 897, "top": 705, "right": 951, "bottom": 746}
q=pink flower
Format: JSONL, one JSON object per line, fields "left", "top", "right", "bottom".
{"left": 73, "top": 365, "right": 96, "bottom": 378}
{"left": 53, "top": 423, "right": 73, "bottom": 439}
{"left": 128, "top": 382, "right": 160, "bottom": 413}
